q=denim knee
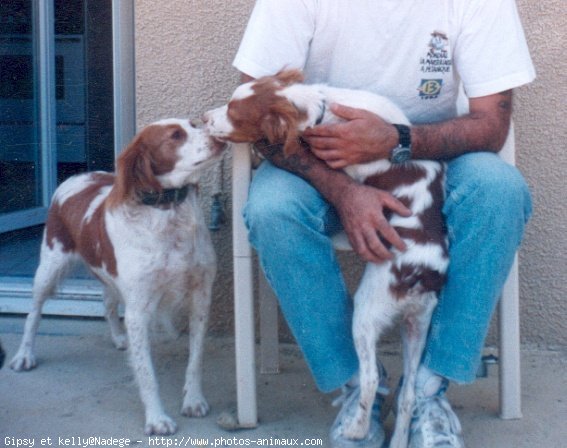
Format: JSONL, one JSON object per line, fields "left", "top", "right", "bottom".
{"left": 243, "top": 164, "right": 332, "bottom": 249}
{"left": 425, "top": 153, "right": 532, "bottom": 382}
{"left": 244, "top": 187, "right": 326, "bottom": 245}
{"left": 445, "top": 152, "right": 532, "bottom": 225}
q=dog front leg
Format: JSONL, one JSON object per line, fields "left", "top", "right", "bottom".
{"left": 181, "top": 282, "right": 212, "bottom": 417}
{"left": 344, "top": 321, "right": 379, "bottom": 440}
{"left": 124, "top": 305, "right": 177, "bottom": 435}
{"left": 390, "top": 293, "right": 437, "bottom": 448}
{"left": 103, "top": 285, "right": 127, "bottom": 350}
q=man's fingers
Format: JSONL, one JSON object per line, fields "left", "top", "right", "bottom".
{"left": 346, "top": 221, "right": 394, "bottom": 264}
{"left": 363, "top": 227, "right": 394, "bottom": 262}
{"left": 329, "top": 103, "right": 366, "bottom": 121}
{"left": 309, "top": 140, "right": 340, "bottom": 154}
{"left": 380, "top": 191, "right": 413, "bottom": 217}
{"left": 309, "top": 145, "right": 351, "bottom": 168}
{"left": 336, "top": 183, "right": 412, "bottom": 263}
{"left": 326, "top": 159, "right": 349, "bottom": 169}
{"left": 311, "top": 147, "right": 344, "bottom": 161}
{"left": 376, "top": 219, "right": 407, "bottom": 252}
{"left": 303, "top": 124, "right": 341, "bottom": 138}
{"left": 348, "top": 230, "right": 371, "bottom": 262}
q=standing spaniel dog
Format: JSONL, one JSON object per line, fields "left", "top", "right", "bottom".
{"left": 204, "top": 70, "right": 448, "bottom": 448}
{"left": 10, "top": 119, "right": 225, "bottom": 435}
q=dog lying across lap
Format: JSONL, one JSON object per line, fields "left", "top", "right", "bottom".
{"left": 204, "top": 70, "right": 448, "bottom": 448}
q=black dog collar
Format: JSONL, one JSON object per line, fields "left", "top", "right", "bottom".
{"left": 137, "top": 184, "right": 196, "bottom": 208}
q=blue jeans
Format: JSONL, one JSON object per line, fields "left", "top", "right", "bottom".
{"left": 243, "top": 152, "right": 532, "bottom": 392}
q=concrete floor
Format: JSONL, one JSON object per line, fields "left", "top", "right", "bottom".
{"left": 0, "top": 316, "right": 566, "bottom": 447}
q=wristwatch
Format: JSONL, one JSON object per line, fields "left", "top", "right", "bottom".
{"left": 390, "top": 124, "right": 412, "bottom": 164}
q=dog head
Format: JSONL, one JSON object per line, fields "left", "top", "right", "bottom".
{"left": 108, "top": 119, "right": 225, "bottom": 206}
{"left": 204, "top": 69, "right": 321, "bottom": 156}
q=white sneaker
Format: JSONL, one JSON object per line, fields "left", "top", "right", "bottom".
{"left": 408, "top": 370, "right": 465, "bottom": 448}
{"left": 329, "top": 362, "right": 388, "bottom": 448}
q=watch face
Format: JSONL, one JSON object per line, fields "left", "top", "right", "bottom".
{"left": 391, "top": 146, "right": 411, "bottom": 164}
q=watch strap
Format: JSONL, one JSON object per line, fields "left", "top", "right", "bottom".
{"left": 392, "top": 124, "right": 411, "bottom": 148}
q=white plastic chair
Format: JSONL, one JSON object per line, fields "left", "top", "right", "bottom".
{"left": 230, "top": 122, "right": 522, "bottom": 428}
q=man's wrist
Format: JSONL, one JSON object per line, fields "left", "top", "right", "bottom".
{"left": 389, "top": 124, "right": 413, "bottom": 164}
{"left": 318, "top": 172, "right": 357, "bottom": 207}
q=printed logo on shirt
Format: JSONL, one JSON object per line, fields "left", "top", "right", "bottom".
{"left": 418, "top": 79, "right": 443, "bottom": 99}
{"left": 420, "top": 31, "right": 452, "bottom": 74}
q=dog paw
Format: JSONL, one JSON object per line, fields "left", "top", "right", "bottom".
{"left": 181, "top": 394, "right": 210, "bottom": 418}
{"left": 342, "top": 417, "right": 368, "bottom": 441}
{"left": 112, "top": 334, "right": 128, "bottom": 350}
{"left": 10, "top": 352, "right": 37, "bottom": 372}
{"left": 144, "top": 413, "right": 178, "bottom": 436}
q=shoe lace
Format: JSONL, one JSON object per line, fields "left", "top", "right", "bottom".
{"left": 412, "top": 395, "right": 463, "bottom": 447}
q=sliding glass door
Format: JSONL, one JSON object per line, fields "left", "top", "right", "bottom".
{"left": 0, "top": 0, "right": 134, "bottom": 316}
{"left": 0, "top": 0, "right": 50, "bottom": 231}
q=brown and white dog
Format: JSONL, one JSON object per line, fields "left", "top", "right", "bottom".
{"left": 204, "top": 70, "right": 448, "bottom": 448}
{"left": 10, "top": 119, "right": 224, "bottom": 435}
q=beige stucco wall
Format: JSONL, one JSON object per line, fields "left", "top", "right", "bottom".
{"left": 135, "top": 1, "right": 567, "bottom": 348}
{"left": 513, "top": 1, "right": 567, "bottom": 347}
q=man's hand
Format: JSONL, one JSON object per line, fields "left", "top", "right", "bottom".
{"left": 334, "top": 181, "right": 412, "bottom": 263}
{"left": 254, "top": 138, "right": 410, "bottom": 263}
{"left": 303, "top": 103, "right": 398, "bottom": 169}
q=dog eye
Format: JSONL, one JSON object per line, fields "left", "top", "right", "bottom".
{"left": 171, "top": 130, "right": 183, "bottom": 140}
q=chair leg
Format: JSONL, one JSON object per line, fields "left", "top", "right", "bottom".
{"left": 232, "top": 144, "right": 258, "bottom": 428}
{"left": 259, "top": 269, "right": 280, "bottom": 374}
{"left": 498, "top": 253, "right": 522, "bottom": 419}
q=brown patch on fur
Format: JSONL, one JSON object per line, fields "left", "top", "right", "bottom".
{"left": 364, "top": 163, "right": 428, "bottom": 193}
{"left": 418, "top": 167, "right": 448, "bottom": 251}
{"left": 225, "top": 70, "right": 307, "bottom": 156}
{"left": 46, "top": 123, "right": 191, "bottom": 278}
{"left": 107, "top": 123, "right": 187, "bottom": 207}
{"left": 273, "top": 69, "right": 305, "bottom": 86}
{"left": 47, "top": 172, "right": 118, "bottom": 276}
{"left": 366, "top": 164, "right": 447, "bottom": 251}
{"left": 365, "top": 163, "right": 448, "bottom": 300}
{"left": 390, "top": 264, "right": 446, "bottom": 299}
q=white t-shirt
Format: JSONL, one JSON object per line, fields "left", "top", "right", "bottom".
{"left": 233, "top": 0, "right": 535, "bottom": 124}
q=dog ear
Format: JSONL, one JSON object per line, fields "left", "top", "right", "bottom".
{"left": 275, "top": 69, "right": 304, "bottom": 86}
{"left": 108, "top": 133, "right": 162, "bottom": 207}
{"left": 261, "top": 99, "right": 302, "bottom": 157}
{"left": 261, "top": 114, "right": 302, "bottom": 158}
{"left": 282, "top": 128, "right": 302, "bottom": 157}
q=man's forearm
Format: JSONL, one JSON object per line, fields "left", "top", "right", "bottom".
{"left": 256, "top": 140, "right": 354, "bottom": 205}
{"left": 241, "top": 72, "right": 356, "bottom": 203}
{"left": 411, "top": 90, "right": 513, "bottom": 160}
